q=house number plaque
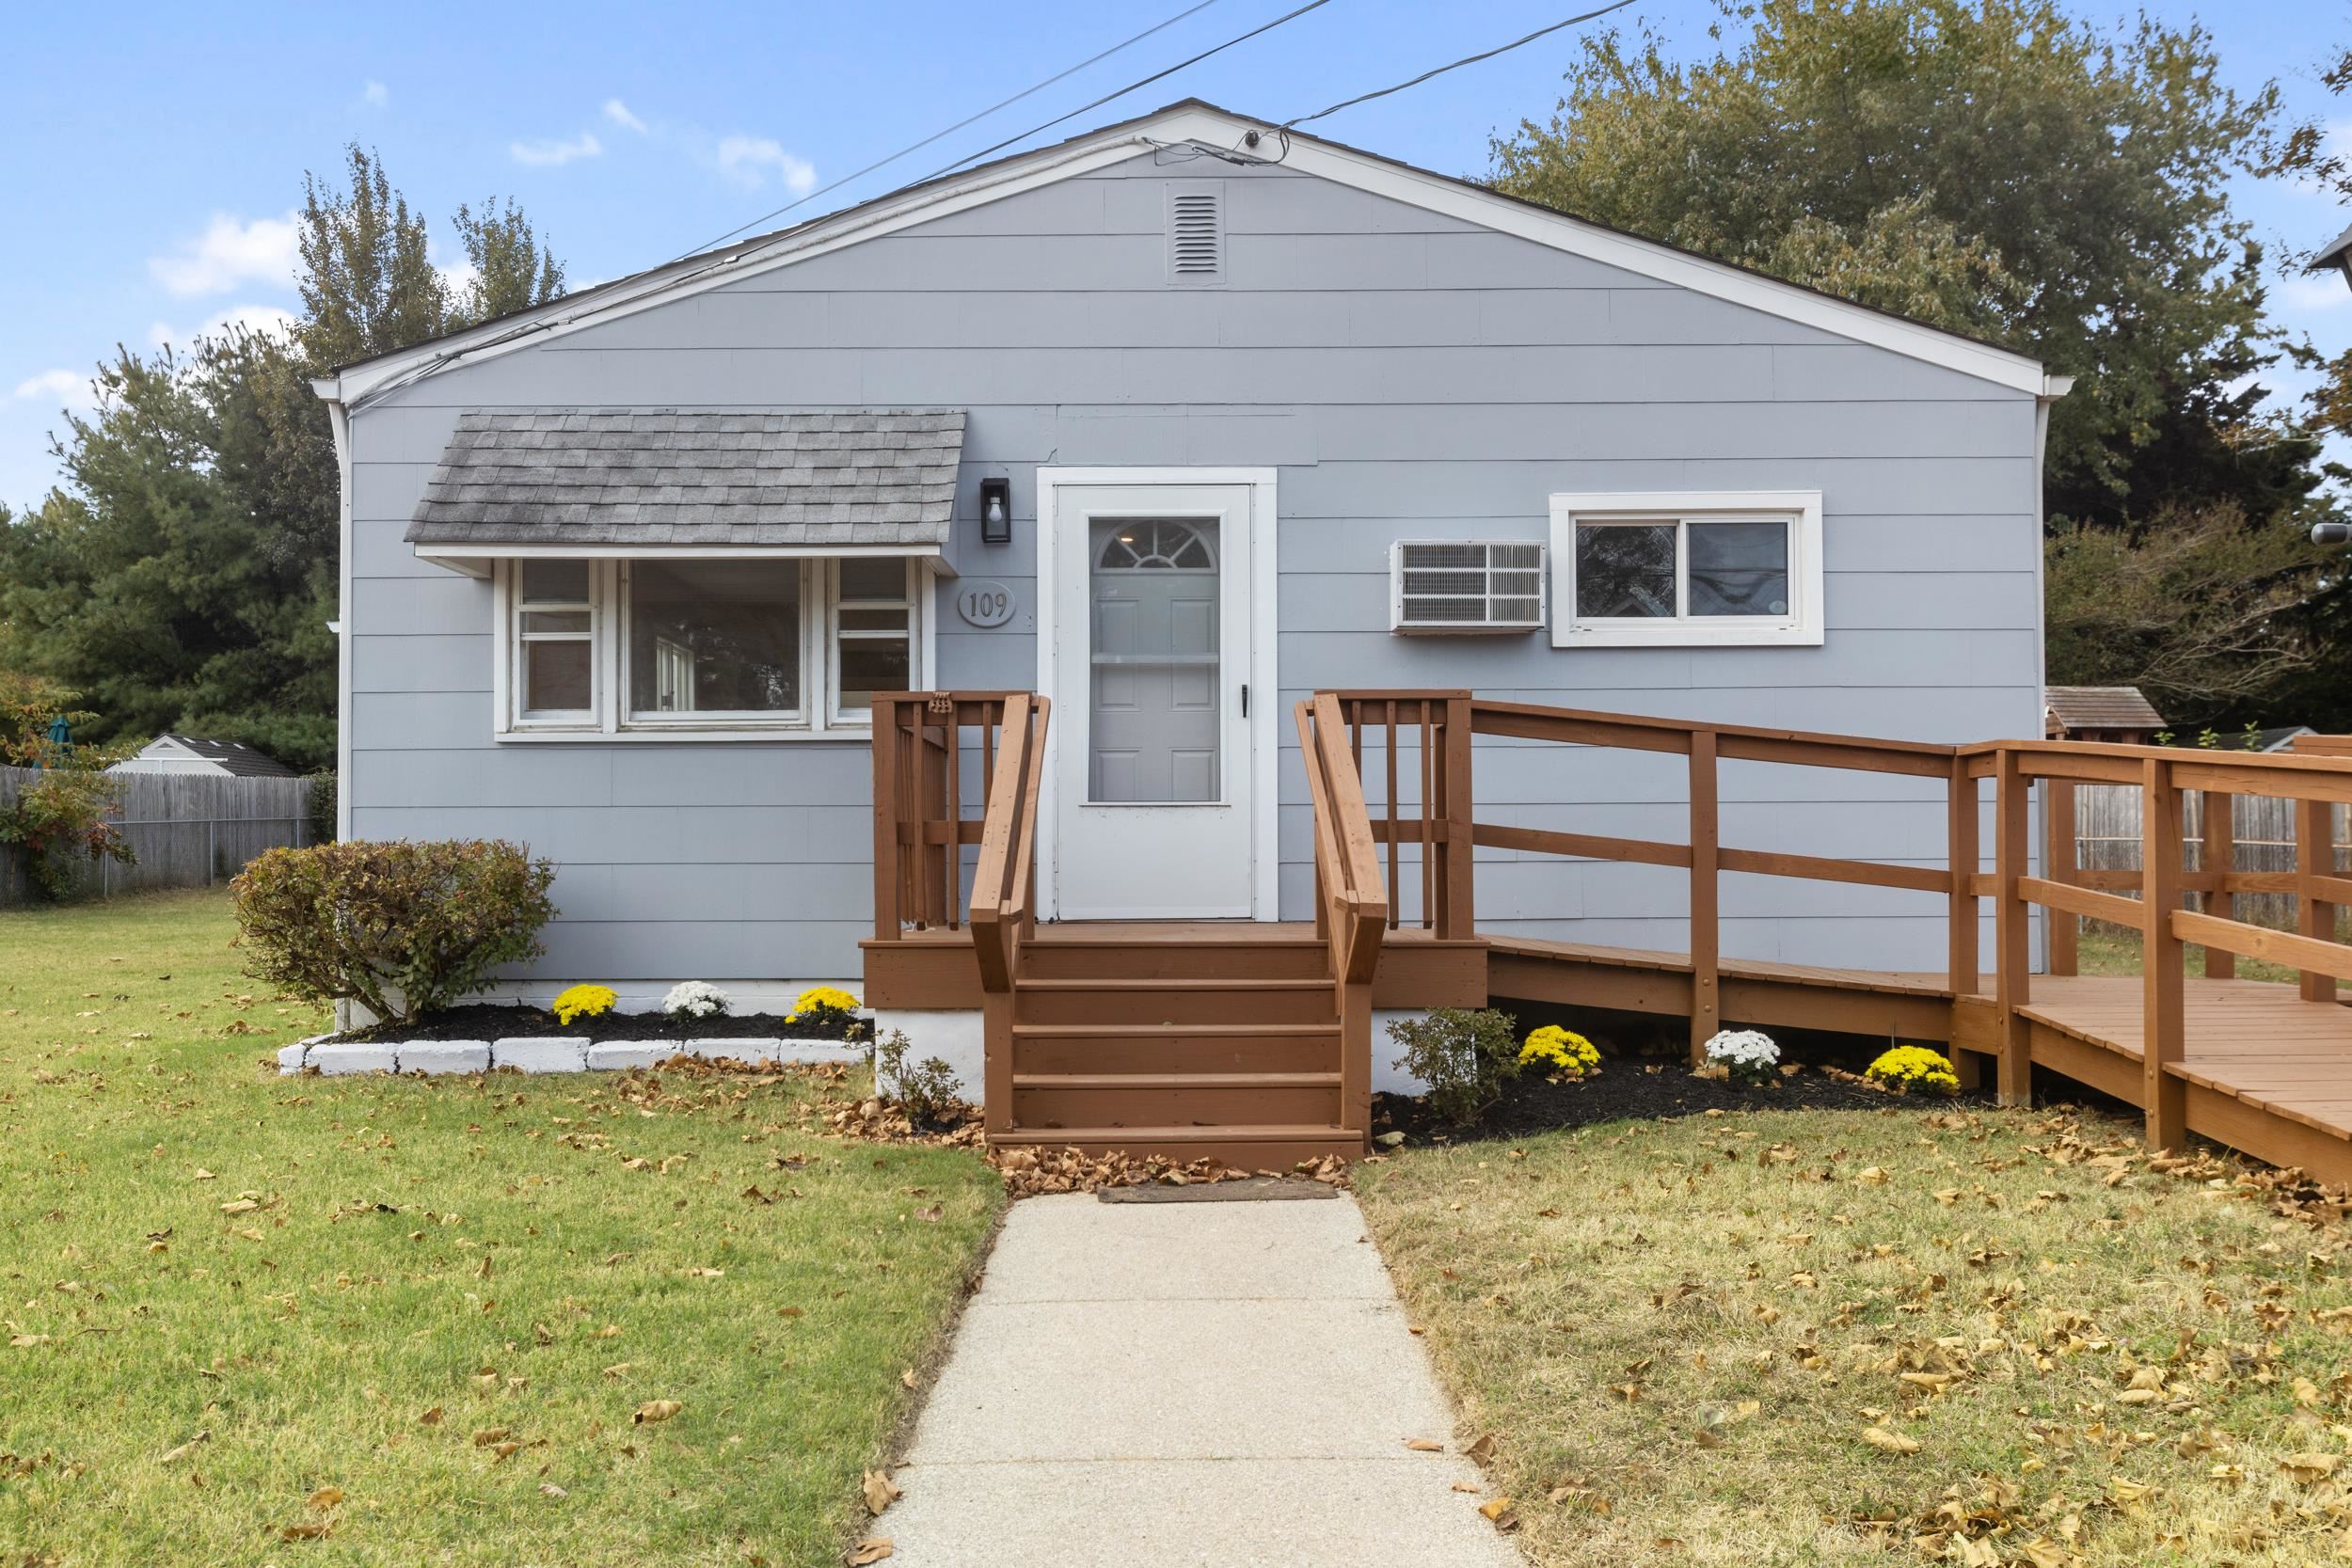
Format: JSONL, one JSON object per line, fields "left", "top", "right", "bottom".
{"left": 955, "top": 580, "right": 1017, "bottom": 628}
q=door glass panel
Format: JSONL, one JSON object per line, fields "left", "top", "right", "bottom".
{"left": 1089, "top": 516, "right": 1219, "bottom": 803}
{"left": 1687, "top": 520, "right": 1789, "bottom": 616}
{"left": 1575, "top": 522, "right": 1677, "bottom": 618}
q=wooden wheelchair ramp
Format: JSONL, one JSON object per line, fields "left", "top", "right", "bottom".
{"left": 865, "top": 691, "right": 2352, "bottom": 1186}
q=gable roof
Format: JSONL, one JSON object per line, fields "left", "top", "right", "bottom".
{"left": 315, "top": 100, "right": 2056, "bottom": 409}
{"left": 142, "top": 735, "right": 300, "bottom": 777}
{"left": 405, "top": 408, "right": 965, "bottom": 548}
{"left": 2044, "top": 686, "right": 2165, "bottom": 735}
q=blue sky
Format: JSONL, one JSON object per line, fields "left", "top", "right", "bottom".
{"left": 4, "top": 0, "right": 2349, "bottom": 511}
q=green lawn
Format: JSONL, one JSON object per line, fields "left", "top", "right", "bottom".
{"left": 1357, "top": 1104, "right": 2352, "bottom": 1568}
{"left": 0, "top": 889, "right": 1003, "bottom": 1568}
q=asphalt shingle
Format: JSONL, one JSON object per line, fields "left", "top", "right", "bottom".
{"left": 405, "top": 407, "right": 967, "bottom": 547}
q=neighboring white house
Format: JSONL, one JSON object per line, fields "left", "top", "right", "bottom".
{"left": 113, "top": 734, "right": 300, "bottom": 779}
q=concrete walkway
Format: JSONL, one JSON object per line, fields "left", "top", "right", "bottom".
{"left": 879, "top": 1191, "right": 1522, "bottom": 1568}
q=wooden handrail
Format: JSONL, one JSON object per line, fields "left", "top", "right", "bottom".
{"left": 1322, "top": 691, "right": 1475, "bottom": 939}
{"left": 969, "top": 694, "right": 1049, "bottom": 995}
{"left": 869, "top": 691, "right": 1038, "bottom": 942}
{"left": 1297, "top": 695, "right": 1388, "bottom": 1138}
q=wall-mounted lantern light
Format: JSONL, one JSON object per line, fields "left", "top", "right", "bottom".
{"left": 978, "top": 477, "right": 1012, "bottom": 546}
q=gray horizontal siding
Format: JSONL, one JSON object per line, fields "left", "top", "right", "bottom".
{"left": 345, "top": 148, "right": 2042, "bottom": 986}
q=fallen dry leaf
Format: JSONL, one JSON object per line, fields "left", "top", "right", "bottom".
{"left": 846, "top": 1539, "right": 894, "bottom": 1565}
{"left": 862, "top": 1468, "right": 902, "bottom": 1515}
{"left": 418, "top": 1406, "right": 443, "bottom": 1426}
{"left": 2280, "top": 1452, "right": 2341, "bottom": 1483}
{"left": 278, "top": 1521, "right": 331, "bottom": 1542}
{"left": 306, "top": 1486, "right": 342, "bottom": 1512}
{"left": 634, "top": 1399, "right": 683, "bottom": 1425}
{"left": 1404, "top": 1437, "right": 1444, "bottom": 1452}
{"left": 539, "top": 1482, "right": 567, "bottom": 1498}
{"left": 1861, "top": 1426, "right": 1921, "bottom": 1455}
{"left": 158, "top": 1430, "right": 210, "bottom": 1465}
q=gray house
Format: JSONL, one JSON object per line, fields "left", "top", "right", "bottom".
{"left": 313, "top": 100, "right": 2061, "bottom": 1029}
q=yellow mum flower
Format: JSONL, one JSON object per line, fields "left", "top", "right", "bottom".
{"left": 1519, "top": 1024, "right": 1600, "bottom": 1078}
{"left": 787, "top": 985, "right": 862, "bottom": 1022}
{"left": 551, "top": 984, "right": 618, "bottom": 1025}
{"left": 1865, "top": 1045, "right": 1959, "bottom": 1095}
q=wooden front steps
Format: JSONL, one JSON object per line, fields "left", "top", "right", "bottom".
{"left": 993, "top": 938, "right": 1364, "bottom": 1164}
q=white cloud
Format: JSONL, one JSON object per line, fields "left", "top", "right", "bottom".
{"left": 715, "top": 135, "right": 816, "bottom": 193}
{"left": 148, "top": 212, "right": 300, "bottom": 297}
{"left": 12, "top": 368, "right": 97, "bottom": 411}
{"left": 603, "top": 98, "right": 647, "bottom": 134}
{"left": 510, "top": 131, "right": 602, "bottom": 167}
{"left": 362, "top": 79, "right": 389, "bottom": 106}
{"left": 147, "top": 303, "right": 299, "bottom": 350}
{"left": 2280, "top": 270, "right": 2352, "bottom": 312}
{"left": 437, "top": 257, "right": 482, "bottom": 304}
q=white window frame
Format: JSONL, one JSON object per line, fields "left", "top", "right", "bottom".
{"left": 1548, "top": 490, "right": 1824, "bottom": 649}
{"left": 825, "top": 558, "right": 920, "bottom": 728}
{"left": 492, "top": 556, "right": 931, "bottom": 742}
{"left": 507, "top": 560, "right": 602, "bottom": 732}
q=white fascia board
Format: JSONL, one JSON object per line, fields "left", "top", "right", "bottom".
{"left": 1260, "top": 130, "right": 2047, "bottom": 396}
{"left": 320, "top": 103, "right": 2045, "bottom": 405}
{"left": 326, "top": 125, "right": 1174, "bottom": 407}
{"left": 415, "top": 540, "right": 952, "bottom": 577}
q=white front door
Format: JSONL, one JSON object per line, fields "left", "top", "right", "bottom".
{"left": 1042, "top": 475, "right": 1266, "bottom": 920}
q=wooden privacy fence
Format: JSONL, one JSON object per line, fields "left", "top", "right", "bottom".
{"left": 0, "top": 767, "right": 315, "bottom": 906}
{"left": 2061, "top": 784, "right": 2351, "bottom": 931}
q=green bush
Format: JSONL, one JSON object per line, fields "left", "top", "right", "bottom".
{"left": 1, "top": 769, "right": 135, "bottom": 899}
{"left": 1388, "top": 1006, "right": 1521, "bottom": 1126}
{"left": 231, "top": 839, "right": 556, "bottom": 1024}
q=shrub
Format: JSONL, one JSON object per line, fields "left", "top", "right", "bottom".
{"left": 1389, "top": 1006, "right": 1520, "bottom": 1126}
{"left": 0, "top": 769, "right": 135, "bottom": 899}
{"left": 1866, "top": 1045, "right": 1961, "bottom": 1095}
{"left": 553, "top": 984, "right": 618, "bottom": 1025}
{"left": 1703, "top": 1028, "right": 1781, "bottom": 1086}
{"left": 231, "top": 839, "right": 556, "bottom": 1025}
{"left": 660, "top": 980, "right": 732, "bottom": 1021}
{"left": 873, "top": 1029, "right": 964, "bottom": 1128}
{"left": 1519, "top": 1024, "right": 1600, "bottom": 1079}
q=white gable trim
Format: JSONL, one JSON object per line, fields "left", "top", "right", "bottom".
{"left": 318, "top": 103, "right": 2050, "bottom": 406}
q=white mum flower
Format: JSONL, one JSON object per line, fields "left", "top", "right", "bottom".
{"left": 660, "top": 980, "right": 733, "bottom": 1020}
{"left": 1704, "top": 1028, "right": 1779, "bottom": 1069}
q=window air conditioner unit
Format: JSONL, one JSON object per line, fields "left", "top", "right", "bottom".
{"left": 1391, "top": 541, "right": 1546, "bottom": 634}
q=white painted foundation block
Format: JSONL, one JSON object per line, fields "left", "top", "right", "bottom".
{"left": 872, "top": 1009, "right": 985, "bottom": 1099}
{"left": 491, "top": 1037, "right": 588, "bottom": 1073}
{"left": 309, "top": 1042, "right": 399, "bottom": 1075}
{"left": 1373, "top": 1010, "right": 1432, "bottom": 1096}
{"left": 397, "top": 1040, "right": 490, "bottom": 1074}
{"left": 585, "top": 1040, "right": 681, "bottom": 1071}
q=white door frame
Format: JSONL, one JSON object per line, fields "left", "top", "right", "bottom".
{"left": 1034, "top": 466, "right": 1280, "bottom": 922}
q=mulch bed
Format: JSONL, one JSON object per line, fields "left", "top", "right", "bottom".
{"left": 340, "top": 1002, "right": 868, "bottom": 1046}
{"left": 1374, "top": 1059, "right": 1994, "bottom": 1145}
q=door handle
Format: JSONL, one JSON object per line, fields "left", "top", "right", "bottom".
{"left": 1241, "top": 683, "right": 1249, "bottom": 718}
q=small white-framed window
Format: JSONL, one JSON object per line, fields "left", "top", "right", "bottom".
{"left": 1548, "top": 491, "right": 1823, "bottom": 648}
{"left": 827, "top": 558, "right": 917, "bottom": 724}
{"left": 512, "top": 559, "right": 599, "bottom": 726}
{"left": 495, "top": 555, "right": 929, "bottom": 740}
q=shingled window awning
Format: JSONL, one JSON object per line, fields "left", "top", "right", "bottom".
{"left": 405, "top": 407, "right": 967, "bottom": 575}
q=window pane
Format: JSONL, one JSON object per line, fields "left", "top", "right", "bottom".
{"left": 1575, "top": 524, "right": 1677, "bottom": 618}
{"left": 520, "top": 560, "right": 591, "bottom": 604}
{"left": 837, "top": 608, "right": 909, "bottom": 633}
{"left": 628, "top": 560, "right": 801, "bottom": 715}
{"left": 836, "top": 638, "right": 910, "bottom": 712}
{"left": 523, "top": 640, "right": 591, "bottom": 713}
{"left": 1688, "top": 521, "right": 1789, "bottom": 617}
{"left": 521, "top": 610, "right": 589, "bottom": 635}
{"left": 836, "top": 558, "right": 907, "bottom": 601}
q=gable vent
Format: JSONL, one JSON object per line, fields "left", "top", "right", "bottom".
{"left": 1392, "top": 541, "right": 1547, "bottom": 634}
{"left": 1168, "top": 187, "right": 1223, "bottom": 285}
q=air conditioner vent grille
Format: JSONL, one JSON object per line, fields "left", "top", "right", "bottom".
{"left": 1392, "top": 540, "right": 1547, "bottom": 634}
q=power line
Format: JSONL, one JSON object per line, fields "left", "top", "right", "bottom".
{"left": 923, "top": 0, "right": 1338, "bottom": 180}
{"left": 667, "top": 0, "right": 1230, "bottom": 267}
{"left": 1281, "top": 0, "right": 1635, "bottom": 128}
